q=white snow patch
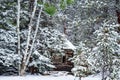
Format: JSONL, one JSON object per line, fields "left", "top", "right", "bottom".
{"left": 81, "top": 75, "right": 102, "bottom": 80}
{"left": 0, "top": 74, "right": 101, "bottom": 80}
{"left": 60, "top": 34, "right": 76, "bottom": 50}
{"left": 0, "top": 75, "right": 74, "bottom": 80}
{"left": 63, "top": 39, "right": 76, "bottom": 50}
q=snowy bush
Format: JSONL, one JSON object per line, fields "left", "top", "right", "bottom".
{"left": 28, "top": 50, "right": 55, "bottom": 74}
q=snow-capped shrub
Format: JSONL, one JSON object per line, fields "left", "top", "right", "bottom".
{"left": 28, "top": 50, "right": 55, "bottom": 74}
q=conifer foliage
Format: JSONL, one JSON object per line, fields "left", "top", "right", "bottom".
{"left": 0, "top": 0, "right": 120, "bottom": 78}
{"left": 72, "top": 42, "right": 92, "bottom": 80}
{"left": 91, "top": 23, "right": 120, "bottom": 80}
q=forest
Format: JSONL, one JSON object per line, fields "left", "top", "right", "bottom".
{"left": 0, "top": 0, "right": 120, "bottom": 80}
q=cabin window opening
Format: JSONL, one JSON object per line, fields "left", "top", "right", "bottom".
{"left": 62, "top": 56, "right": 66, "bottom": 63}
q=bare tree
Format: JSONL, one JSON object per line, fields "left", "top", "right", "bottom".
{"left": 20, "top": 0, "right": 38, "bottom": 76}
{"left": 26, "top": 1, "right": 45, "bottom": 66}
{"left": 20, "top": 0, "right": 46, "bottom": 76}
{"left": 17, "top": 0, "right": 21, "bottom": 76}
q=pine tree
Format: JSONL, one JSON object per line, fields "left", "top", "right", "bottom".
{"left": 0, "top": 0, "right": 21, "bottom": 75}
{"left": 91, "top": 23, "right": 120, "bottom": 80}
{"left": 72, "top": 42, "right": 92, "bottom": 80}
{"left": 0, "top": 29, "right": 21, "bottom": 75}
{"left": 28, "top": 50, "right": 55, "bottom": 74}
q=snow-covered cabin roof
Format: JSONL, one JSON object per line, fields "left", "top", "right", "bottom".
{"left": 62, "top": 39, "right": 76, "bottom": 50}
{"left": 61, "top": 34, "right": 76, "bottom": 50}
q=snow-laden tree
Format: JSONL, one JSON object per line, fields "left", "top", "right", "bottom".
{"left": 90, "top": 23, "right": 120, "bottom": 80}
{"left": 54, "top": 0, "right": 118, "bottom": 47}
{"left": 28, "top": 50, "right": 55, "bottom": 74}
{"left": 26, "top": 28, "right": 64, "bottom": 74}
{"left": 0, "top": 0, "right": 16, "bottom": 29}
{"left": 71, "top": 42, "right": 92, "bottom": 80}
{"left": 0, "top": 0, "right": 22, "bottom": 75}
{"left": 0, "top": 29, "right": 21, "bottom": 75}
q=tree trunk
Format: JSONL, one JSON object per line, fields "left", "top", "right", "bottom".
{"left": 26, "top": 4, "right": 44, "bottom": 66}
{"left": 102, "top": 65, "right": 105, "bottom": 80}
{"left": 63, "top": 16, "right": 67, "bottom": 35}
{"left": 17, "top": 0, "right": 21, "bottom": 76}
{"left": 116, "top": 0, "right": 120, "bottom": 24}
{"left": 102, "top": 34, "right": 107, "bottom": 80}
{"left": 79, "top": 77, "right": 81, "bottom": 80}
{"left": 20, "top": 0, "right": 38, "bottom": 76}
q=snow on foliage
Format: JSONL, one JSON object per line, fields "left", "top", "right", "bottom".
{"left": 0, "top": 29, "right": 20, "bottom": 66}
{"left": 35, "top": 27, "right": 75, "bottom": 54}
{"left": 28, "top": 50, "right": 55, "bottom": 73}
{"left": 90, "top": 23, "right": 120, "bottom": 80}
{"left": 61, "top": 34, "right": 76, "bottom": 50}
{"left": 72, "top": 42, "right": 92, "bottom": 79}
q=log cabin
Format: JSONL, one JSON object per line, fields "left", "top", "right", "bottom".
{"left": 51, "top": 39, "right": 76, "bottom": 72}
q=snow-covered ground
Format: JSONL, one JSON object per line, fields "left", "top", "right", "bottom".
{"left": 0, "top": 75, "right": 101, "bottom": 80}
{"left": 0, "top": 72, "right": 101, "bottom": 80}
